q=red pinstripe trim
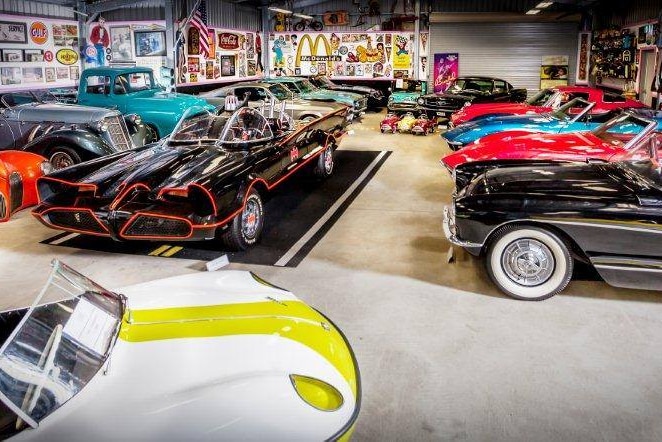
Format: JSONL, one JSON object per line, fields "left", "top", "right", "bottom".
{"left": 33, "top": 207, "right": 110, "bottom": 236}
{"left": 119, "top": 212, "right": 194, "bottom": 240}
{"left": 109, "top": 183, "right": 150, "bottom": 210}
{"left": 37, "top": 177, "right": 98, "bottom": 203}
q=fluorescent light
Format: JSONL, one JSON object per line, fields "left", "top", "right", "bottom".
{"left": 293, "top": 13, "right": 314, "bottom": 20}
{"left": 526, "top": 9, "right": 541, "bottom": 14}
{"left": 268, "top": 7, "right": 292, "bottom": 14}
{"left": 535, "top": 1, "right": 554, "bottom": 8}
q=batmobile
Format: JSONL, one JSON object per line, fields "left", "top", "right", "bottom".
{"left": 0, "top": 260, "right": 360, "bottom": 440}
{"left": 441, "top": 110, "right": 662, "bottom": 171}
{"left": 33, "top": 104, "right": 346, "bottom": 250}
{"left": 443, "top": 128, "right": 662, "bottom": 301}
{"left": 0, "top": 151, "right": 51, "bottom": 222}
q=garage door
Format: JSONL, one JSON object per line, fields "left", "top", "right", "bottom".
{"left": 429, "top": 22, "right": 579, "bottom": 96}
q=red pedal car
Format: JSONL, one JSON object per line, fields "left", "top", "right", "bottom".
{"left": 380, "top": 113, "right": 401, "bottom": 133}
{"left": 411, "top": 115, "right": 436, "bottom": 135}
{"left": 0, "top": 151, "right": 51, "bottom": 221}
{"left": 450, "top": 85, "right": 645, "bottom": 127}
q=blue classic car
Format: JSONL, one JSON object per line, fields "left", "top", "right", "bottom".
{"left": 442, "top": 97, "right": 609, "bottom": 149}
{"left": 386, "top": 80, "right": 423, "bottom": 114}
{"left": 264, "top": 77, "right": 367, "bottom": 118}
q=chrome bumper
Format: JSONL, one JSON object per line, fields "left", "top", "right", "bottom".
{"left": 442, "top": 205, "right": 482, "bottom": 248}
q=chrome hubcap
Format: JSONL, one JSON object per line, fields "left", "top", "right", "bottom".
{"left": 501, "top": 239, "right": 554, "bottom": 286}
{"left": 50, "top": 152, "right": 74, "bottom": 170}
{"left": 324, "top": 148, "right": 333, "bottom": 174}
{"left": 242, "top": 199, "right": 260, "bottom": 238}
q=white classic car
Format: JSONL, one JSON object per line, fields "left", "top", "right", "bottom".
{"left": 0, "top": 261, "right": 360, "bottom": 440}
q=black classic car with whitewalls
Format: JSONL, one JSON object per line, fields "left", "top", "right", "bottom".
{"left": 443, "top": 132, "right": 662, "bottom": 301}
{"left": 0, "top": 91, "right": 147, "bottom": 169}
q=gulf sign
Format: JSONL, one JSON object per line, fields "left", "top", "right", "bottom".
{"left": 30, "top": 22, "right": 48, "bottom": 44}
{"left": 57, "top": 48, "right": 79, "bottom": 65}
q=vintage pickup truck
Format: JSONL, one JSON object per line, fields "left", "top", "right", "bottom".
{"left": 77, "top": 67, "right": 216, "bottom": 141}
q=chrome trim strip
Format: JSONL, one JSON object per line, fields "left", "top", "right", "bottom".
{"left": 541, "top": 219, "right": 662, "bottom": 235}
{"left": 442, "top": 206, "right": 482, "bottom": 248}
{"left": 594, "top": 264, "right": 662, "bottom": 273}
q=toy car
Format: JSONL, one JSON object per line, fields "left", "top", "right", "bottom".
{"left": 397, "top": 112, "right": 418, "bottom": 133}
{"left": 411, "top": 115, "right": 436, "bottom": 135}
{"left": 380, "top": 113, "right": 401, "bottom": 133}
{"left": 0, "top": 260, "right": 360, "bottom": 440}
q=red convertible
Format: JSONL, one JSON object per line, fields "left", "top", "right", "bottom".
{"left": 441, "top": 111, "right": 660, "bottom": 172}
{"left": 450, "top": 86, "right": 645, "bottom": 127}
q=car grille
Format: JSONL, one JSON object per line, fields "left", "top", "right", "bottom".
{"left": 124, "top": 215, "right": 191, "bottom": 238}
{"left": 354, "top": 98, "right": 368, "bottom": 110}
{"left": 104, "top": 116, "right": 133, "bottom": 151}
{"left": 9, "top": 172, "right": 22, "bottom": 213}
{"left": 388, "top": 102, "right": 417, "bottom": 110}
{"left": 423, "top": 98, "right": 462, "bottom": 111}
{"left": 47, "top": 210, "right": 107, "bottom": 234}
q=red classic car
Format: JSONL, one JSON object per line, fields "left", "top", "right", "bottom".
{"left": 0, "top": 151, "right": 50, "bottom": 221}
{"left": 450, "top": 86, "right": 645, "bottom": 127}
{"left": 441, "top": 111, "right": 660, "bottom": 172}
{"left": 411, "top": 115, "right": 436, "bottom": 135}
{"left": 380, "top": 113, "right": 401, "bottom": 133}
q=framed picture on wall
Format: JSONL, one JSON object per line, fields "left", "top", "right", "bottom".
{"left": 1, "top": 67, "right": 21, "bottom": 85}
{"left": 135, "top": 30, "right": 166, "bottom": 57}
{"left": 45, "top": 67, "right": 56, "bottom": 82}
{"left": 0, "top": 21, "right": 27, "bottom": 44}
{"left": 221, "top": 55, "right": 236, "bottom": 76}
{"left": 110, "top": 26, "right": 133, "bottom": 61}
{"left": 22, "top": 67, "right": 43, "bottom": 83}
{"left": 2, "top": 49, "right": 24, "bottom": 62}
{"left": 24, "top": 49, "right": 44, "bottom": 62}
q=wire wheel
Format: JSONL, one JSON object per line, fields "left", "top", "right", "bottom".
{"left": 49, "top": 149, "right": 79, "bottom": 170}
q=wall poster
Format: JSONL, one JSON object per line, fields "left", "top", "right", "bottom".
{"left": 0, "top": 14, "right": 80, "bottom": 90}
{"left": 576, "top": 32, "right": 590, "bottom": 85}
{"left": 269, "top": 31, "right": 416, "bottom": 80}
{"left": 177, "top": 25, "right": 261, "bottom": 86}
{"left": 433, "top": 53, "right": 459, "bottom": 93}
{"left": 541, "top": 55, "right": 569, "bottom": 89}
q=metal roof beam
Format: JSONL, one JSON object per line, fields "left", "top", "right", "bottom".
{"left": 87, "top": 0, "right": 153, "bottom": 14}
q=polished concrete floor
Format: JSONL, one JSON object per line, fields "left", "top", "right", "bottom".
{"left": 2, "top": 111, "right": 662, "bottom": 441}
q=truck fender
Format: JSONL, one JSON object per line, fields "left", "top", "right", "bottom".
{"left": 22, "top": 129, "right": 116, "bottom": 161}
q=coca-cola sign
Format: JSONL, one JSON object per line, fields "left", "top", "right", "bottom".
{"left": 218, "top": 32, "right": 239, "bottom": 50}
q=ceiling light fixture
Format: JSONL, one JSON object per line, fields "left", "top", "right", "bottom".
{"left": 535, "top": 1, "right": 554, "bottom": 8}
{"left": 293, "top": 13, "right": 314, "bottom": 20}
{"left": 268, "top": 7, "right": 293, "bottom": 14}
{"left": 526, "top": 9, "right": 541, "bottom": 14}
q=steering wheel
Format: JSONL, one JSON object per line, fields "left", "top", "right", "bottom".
{"left": 16, "top": 324, "right": 63, "bottom": 428}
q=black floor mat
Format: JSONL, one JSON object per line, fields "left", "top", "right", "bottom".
{"left": 41, "top": 150, "right": 391, "bottom": 267}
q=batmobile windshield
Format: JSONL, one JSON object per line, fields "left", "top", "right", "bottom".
{"left": 0, "top": 260, "right": 124, "bottom": 437}
{"left": 168, "top": 107, "right": 230, "bottom": 145}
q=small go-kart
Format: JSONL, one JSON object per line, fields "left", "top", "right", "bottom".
{"left": 411, "top": 115, "right": 436, "bottom": 135}
{"left": 396, "top": 112, "right": 418, "bottom": 133}
{"left": 380, "top": 113, "right": 401, "bottom": 133}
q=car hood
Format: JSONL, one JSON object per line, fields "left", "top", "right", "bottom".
{"left": 338, "top": 84, "right": 378, "bottom": 94}
{"left": 301, "top": 90, "right": 359, "bottom": 104}
{"left": 453, "top": 103, "right": 550, "bottom": 122}
{"left": 423, "top": 92, "right": 475, "bottom": 103}
{"left": 389, "top": 92, "right": 419, "bottom": 102}
{"left": 476, "top": 162, "right": 632, "bottom": 197}
{"left": 11, "top": 102, "right": 119, "bottom": 124}
{"left": 17, "top": 271, "right": 358, "bottom": 441}
{"left": 442, "top": 132, "right": 619, "bottom": 170}
{"left": 73, "top": 144, "right": 243, "bottom": 198}
{"left": 444, "top": 114, "right": 559, "bottom": 142}
{"left": 130, "top": 90, "right": 215, "bottom": 109}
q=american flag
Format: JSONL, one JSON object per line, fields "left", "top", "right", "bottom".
{"left": 191, "top": 0, "right": 210, "bottom": 58}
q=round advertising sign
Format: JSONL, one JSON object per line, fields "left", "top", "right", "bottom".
{"left": 30, "top": 22, "right": 48, "bottom": 45}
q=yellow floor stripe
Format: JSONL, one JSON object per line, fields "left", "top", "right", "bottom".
{"left": 161, "top": 246, "right": 183, "bottom": 257}
{"left": 148, "top": 245, "right": 171, "bottom": 256}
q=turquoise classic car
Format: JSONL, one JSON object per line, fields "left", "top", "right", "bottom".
{"left": 78, "top": 67, "right": 217, "bottom": 140}
{"left": 265, "top": 77, "right": 367, "bottom": 118}
{"left": 386, "top": 79, "right": 423, "bottom": 114}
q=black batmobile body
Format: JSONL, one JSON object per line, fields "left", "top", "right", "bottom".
{"left": 33, "top": 104, "right": 348, "bottom": 249}
{"left": 443, "top": 133, "right": 662, "bottom": 300}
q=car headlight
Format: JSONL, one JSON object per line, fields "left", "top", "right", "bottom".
{"left": 463, "top": 102, "right": 471, "bottom": 108}
{"left": 95, "top": 120, "right": 109, "bottom": 132}
{"left": 40, "top": 161, "right": 54, "bottom": 175}
{"left": 417, "top": 98, "right": 425, "bottom": 105}
{"left": 128, "top": 113, "right": 142, "bottom": 125}
{"left": 290, "top": 374, "right": 343, "bottom": 411}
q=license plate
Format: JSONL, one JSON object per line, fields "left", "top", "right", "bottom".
{"left": 436, "top": 111, "right": 447, "bottom": 116}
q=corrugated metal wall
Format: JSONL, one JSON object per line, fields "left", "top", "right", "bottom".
{"left": 0, "top": 0, "right": 75, "bottom": 19}
{"left": 594, "top": 0, "right": 661, "bottom": 27}
{"left": 175, "top": 0, "right": 261, "bottom": 30}
{"left": 430, "top": 22, "right": 579, "bottom": 96}
{"left": 102, "top": 3, "right": 165, "bottom": 21}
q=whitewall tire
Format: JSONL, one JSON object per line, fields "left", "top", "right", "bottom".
{"left": 486, "top": 225, "right": 573, "bottom": 301}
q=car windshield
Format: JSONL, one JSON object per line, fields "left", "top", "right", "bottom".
{"left": 268, "top": 84, "right": 292, "bottom": 101}
{"left": 447, "top": 79, "right": 493, "bottom": 94}
{"left": 295, "top": 79, "right": 317, "bottom": 93}
{"left": 118, "top": 72, "right": 156, "bottom": 93}
{"left": 591, "top": 112, "right": 656, "bottom": 149}
{"left": 315, "top": 76, "right": 334, "bottom": 87}
{"left": 550, "top": 97, "right": 592, "bottom": 121}
{"left": 0, "top": 91, "right": 42, "bottom": 108}
{"left": 0, "top": 260, "right": 124, "bottom": 437}
{"left": 527, "top": 88, "right": 556, "bottom": 106}
{"left": 168, "top": 107, "right": 230, "bottom": 145}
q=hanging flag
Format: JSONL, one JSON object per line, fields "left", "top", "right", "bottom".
{"left": 191, "top": 0, "right": 210, "bottom": 58}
